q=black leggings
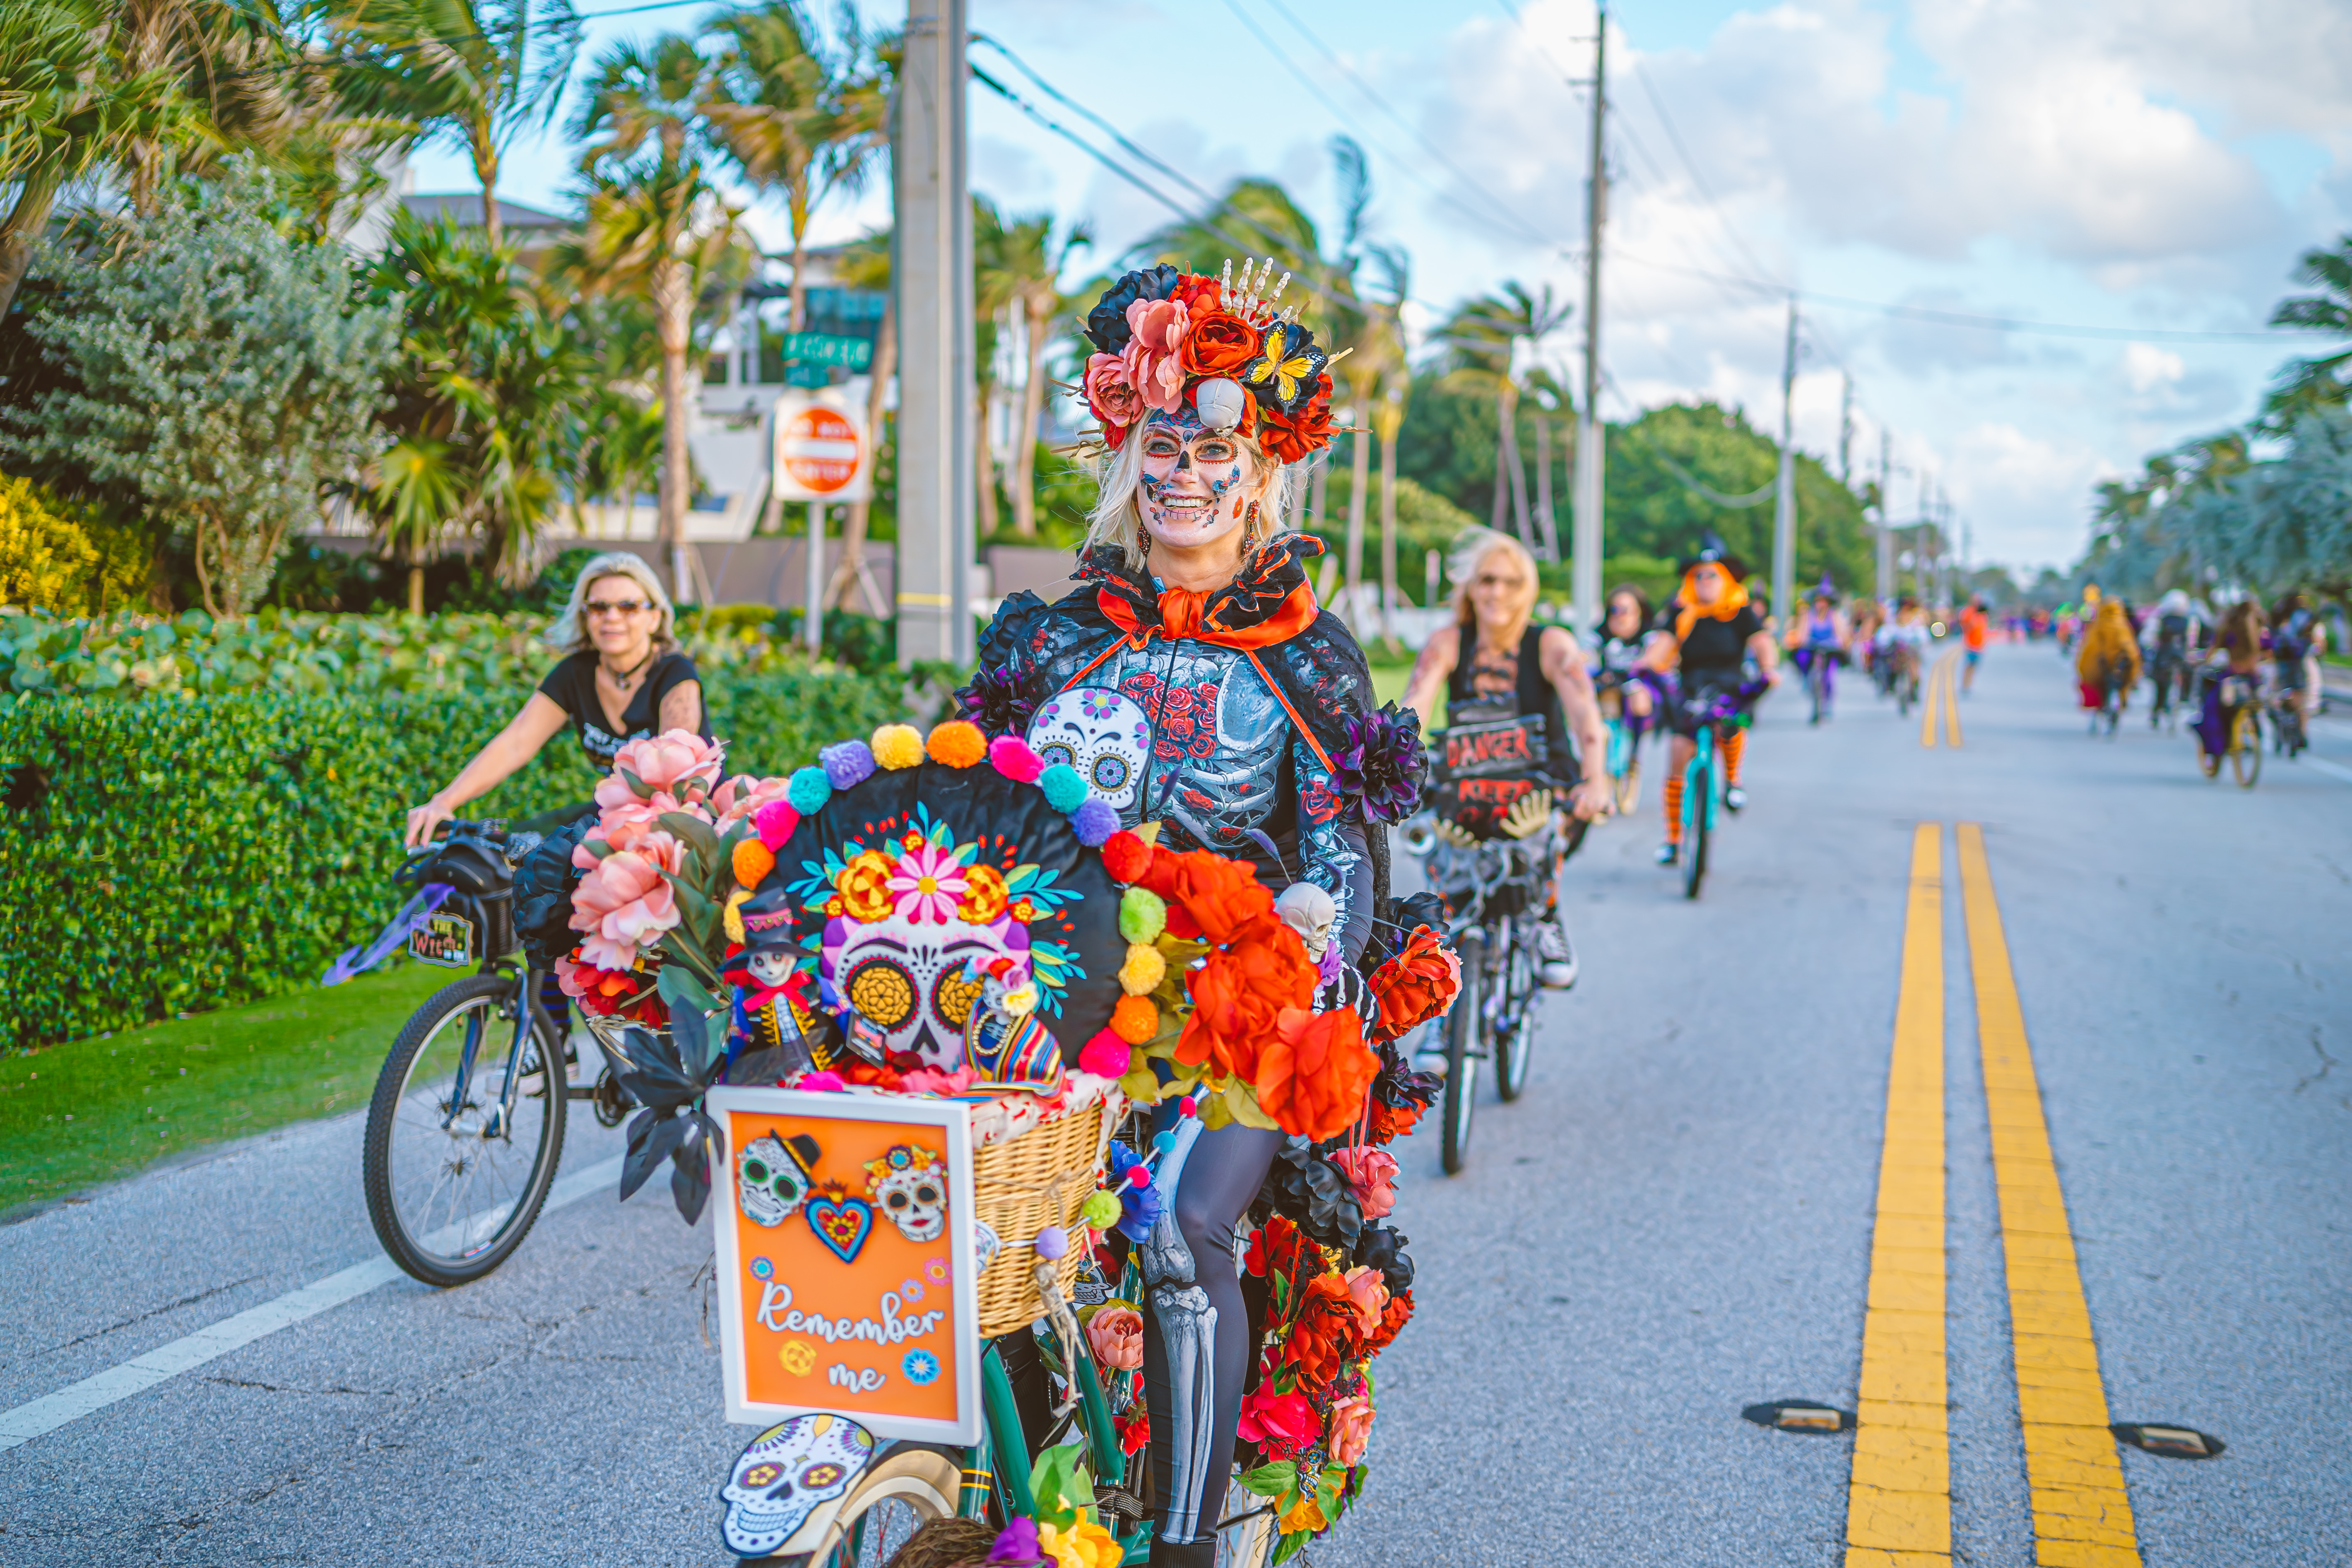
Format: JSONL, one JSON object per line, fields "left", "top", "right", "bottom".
{"left": 1141, "top": 1121, "right": 1284, "bottom": 1546}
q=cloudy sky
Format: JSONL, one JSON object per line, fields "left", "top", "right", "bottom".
{"left": 426, "top": 0, "right": 2352, "bottom": 575}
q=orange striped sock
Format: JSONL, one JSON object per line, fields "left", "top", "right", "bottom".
{"left": 1722, "top": 729, "right": 1747, "bottom": 784}
{"left": 1663, "top": 772, "right": 1685, "bottom": 843}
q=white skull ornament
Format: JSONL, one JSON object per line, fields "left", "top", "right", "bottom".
{"left": 717, "top": 1414, "right": 876, "bottom": 1559}
{"left": 1026, "top": 687, "right": 1152, "bottom": 811}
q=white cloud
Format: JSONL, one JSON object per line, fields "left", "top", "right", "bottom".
{"left": 2122, "top": 342, "right": 2186, "bottom": 395}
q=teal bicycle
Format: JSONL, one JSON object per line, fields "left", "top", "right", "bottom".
{"left": 1673, "top": 682, "right": 1767, "bottom": 902}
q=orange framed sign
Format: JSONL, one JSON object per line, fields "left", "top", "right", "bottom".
{"left": 706, "top": 1087, "right": 980, "bottom": 1443}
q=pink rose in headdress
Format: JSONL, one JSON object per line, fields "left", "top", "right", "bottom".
{"left": 569, "top": 835, "right": 684, "bottom": 968}
{"left": 610, "top": 729, "right": 725, "bottom": 797}
{"left": 1122, "top": 297, "right": 1190, "bottom": 413}
{"left": 1084, "top": 353, "right": 1144, "bottom": 439}
{"left": 1330, "top": 1146, "right": 1399, "bottom": 1221}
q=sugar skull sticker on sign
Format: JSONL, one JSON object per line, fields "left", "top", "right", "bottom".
{"left": 864, "top": 1143, "right": 948, "bottom": 1243}
{"left": 717, "top": 1413, "right": 876, "bottom": 1558}
{"left": 737, "top": 1131, "right": 820, "bottom": 1228}
{"left": 1027, "top": 687, "right": 1151, "bottom": 810}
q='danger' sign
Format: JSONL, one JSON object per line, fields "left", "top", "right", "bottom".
{"left": 705, "top": 1087, "right": 979, "bottom": 1442}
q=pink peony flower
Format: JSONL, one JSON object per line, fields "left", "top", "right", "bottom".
{"left": 1122, "top": 298, "right": 1190, "bottom": 413}
{"left": 1326, "top": 1389, "right": 1375, "bottom": 1466}
{"left": 594, "top": 797, "right": 664, "bottom": 854}
{"left": 569, "top": 843, "right": 681, "bottom": 969}
{"left": 898, "top": 1063, "right": 986, "bottom": 1096}
{"left": 1330, "top": 1146, "right": 1399, "bottom": 1221}
{"left": 611, "top": 729, "right": 725, "bottom": 796}
{"left": 715, "top": 774, "right": 792, "bottom": 829}
{"left": 1340, "top": 1265, "right": 1390, "bottom": 1336}
{"left": 1084, "top": 353, "right": 1145, "bottom": 432}
{"left": 1086, "top": 1306, "right": 1145, "bottom": 1371}
{"left": 1235, "top": 1383, "right": 1318, "bottom": 1459}
{"left": 887, "top": 843, "right": 969, "bottom": 924}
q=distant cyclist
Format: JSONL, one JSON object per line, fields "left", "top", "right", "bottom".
{"left": 1403, "top": 529, "right": 1610, "bottom": 988}
{"left": 1960, "top": 596, "right": 1989, "bottom": 693}
{"left": 2141, "top": 589, "right": 2204, "bottom": 719}
{"left": 2270, "top": 591, "right": 2328, "bottom": 731}
{"left": 1639, "top": 540, "right": 1779, "bottom": 866}
{"left": 1592, "top": 583, "right": 1661, "bottom": 730}
{"left": 1784, "top": 578, "right": 1849, "bottom": 722}
{"left": 2075, "top": 599, "right": 2140, "bottom": 722}
{"left": 2194, "top": 600, "right": 2268, "bottom": 764}
{"left": 1875, "top": 596, "right": 1929, "bottom": 701}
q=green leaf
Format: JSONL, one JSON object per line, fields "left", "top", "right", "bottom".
{"left": 1237, "top": 1462, "right": 1298, "bottom": 1499}
{"left": 1026, "top": 1443, "right": 1096, "bottom": 1529}
{"left": 657, "top": 811, "right": 722, "bottom": 863}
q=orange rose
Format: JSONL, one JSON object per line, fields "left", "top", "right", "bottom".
{"left": 1258, "top": 374, "right": 1334, "bottom": 465}
{"left": 1181, "top": 308, "right": 1258, "bottom": 379}
{"left": 1172, "top": 274, "right": 1222, "bottom": 314}
{"left": 1139, "top": 848, "right": 1273, "bottom": 944}
{"left": 956, "top": 863, "right": 1009, "bottom": 923}
{"left": 1282, "top": 1272, "right": 1356, "bottom": 1389}
{"left": 1361, "top": 1288, "right": 1413, "bottom": 1356}
{"left": 1365, "top": 925, "right": 1461, "bottom": 1043}
{"left": 1176, "top": 923, "right": 1314, "bottom": 1074}
{"left": 1256, "top": 1005, "right": 1378, "bottom": 1142}
{"left": 836, "top": 849, "right": 896, "bottom": 922}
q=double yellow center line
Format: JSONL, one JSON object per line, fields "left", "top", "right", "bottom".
{"left": 1920, "top": 651, "right": 1963, "bottom": 749}
{"left": 1845, "top": 824, "right": 2140, "bottom": 1568}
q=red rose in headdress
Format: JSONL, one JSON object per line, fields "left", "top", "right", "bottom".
{"left": 1086, "top": 353, "right": 1143, "bottom": 447}
{"left": 1181, "top": 308, "right": 1259, "bottom": 380}
{"left": 1173, "top": 274, "right": 1223, "bottom": 313}
{"left": 1258, "top": 373, "right": 1334, "bottom": 464}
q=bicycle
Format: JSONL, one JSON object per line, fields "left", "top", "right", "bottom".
{"left": 2197, "top": 673, "right": 2262, "bottom": 788}
{"left": 2271, "top": 687, "right": 2309, "bottom": 759}
{"left": 1597, "top": 678, "right": 1644, "bottom": 815}
{"left": 1797, "top": 647, "right": 1837, "bottom": 725}
{"left": 2090, "top": 670, "right": 2126, "bottom": 737}
{"left": 1885, "top": 645, "right": 1921, "bottom": 715}
{"left": 2147, "top": 648, "right": 2186, "bottom": 730}
{"left": 1673, "top": 682, "right": 1765, "bottom": 903}
{"left": 360, "top": 819, "right": 614, "bottom": 1287}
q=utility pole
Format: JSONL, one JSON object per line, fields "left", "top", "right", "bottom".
{"left": 1769, "top": 296, "right": 1797, "bottom": 627}
{"left": 1875, "top": 428, "right": 1893, "bottom": 606}
{"left": 1569, "top": 2, "right": 1608, "bottom": 636}
{"left": 1837, "top": 372, "right": 1852, "bottom": 488}
{"left": 892, "top": 0, "right": 975, "bottom": 667}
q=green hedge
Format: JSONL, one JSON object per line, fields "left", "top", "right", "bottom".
{"left": 0, "top": 670, "right": 912, "bottom": 1050}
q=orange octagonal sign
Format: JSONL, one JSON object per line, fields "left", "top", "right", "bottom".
{"left": 775, "top": 398, "right": 869, "bottom": 501}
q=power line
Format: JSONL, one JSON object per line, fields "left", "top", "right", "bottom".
{"left": 1622, "top": 56, "right": 1782, "bottom": 294}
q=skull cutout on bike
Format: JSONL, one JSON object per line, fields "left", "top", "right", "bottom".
{"left": 1025, "top": 688, "right": 1151, "bottom": 811}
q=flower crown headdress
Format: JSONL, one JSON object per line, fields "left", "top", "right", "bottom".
{"left": 1078, "top": 257, "right": 1340, "bottom": 465}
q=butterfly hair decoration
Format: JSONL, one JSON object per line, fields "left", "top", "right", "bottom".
{"left": 1242, "top": 320, "right": 1330, "bottom": 414}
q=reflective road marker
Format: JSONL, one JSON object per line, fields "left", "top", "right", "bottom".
{"left": 1957, "top": 825, "right": 2141, "bottom": 1567}
{"left": 1845, "top": 824, "right": 1950, "bottom": 1567}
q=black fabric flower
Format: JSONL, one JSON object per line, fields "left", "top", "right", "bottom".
{"left": 1084, "top": 264, "right": 1182, "bottom": 355}
{"left": 513, "top": 812, "right": 597, "bottom": 967}
{"left": 1353, "top": 1222, "right": 1415, "bottom": 1297}
{"left": 1332, "top": 702, "right": 1426, "bottom": 824}
{"left": 1371, "top": 1038, "right": 1440, "bottom": 1110}
{"left": 1363, "top": 891, "right": 1447, "bottom": 971}
{"left": 1266, "top": 1143, "right": 1364, "bottom": 1250}
{"left": 955, "top": 663, "right": 1037, "bottom": 739}
{"left": 609, "top": 1017, "right": 721, "bottom": 1224}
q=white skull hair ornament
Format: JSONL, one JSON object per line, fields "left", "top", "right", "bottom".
{"left": 863, "top": 1143, "right": 949, "bottom": 1243}
{"left": 737, "top": 1131, "right": 819, "bottom": 1228}
{"left": 717, "top": 1414, "right": 876, "bottom": 1559}
{"left": 820, "top": 912, "right": 1033, "bottom": 1070}
{"left": 1026, "top": 688, "right": 1152, "bottom": 811}
{"left": 1273, "top": 881, "right": 1338, "bottom": 959}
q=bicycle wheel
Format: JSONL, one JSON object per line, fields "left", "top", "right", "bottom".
{"left": 1681, "top": 753, "right": 1711, "bottom": 902}
{"left": 796, "top": 1450, "right": 962, "bottom": 1567}
{"left": 1494, "top": 932, "right": 1536, "bottom": 1104}
{"left": 2230, "top": 708, "right": 2261, "bottom": 788}
{"left": 1808, "top": 662, "right": 1825, "bottom": 725}
{"left": 1441, "top": 931, "right": 1486, "bottom": 1176}
{"left": 1615, "top": 756, "right": 1641, "bottom": 816}
{"left": 363, "top": 972, "right": 566, "bottom": 1287}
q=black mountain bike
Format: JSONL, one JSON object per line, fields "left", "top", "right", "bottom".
{"left": 361, "top": 820, "right": 616, "bottom": 1286}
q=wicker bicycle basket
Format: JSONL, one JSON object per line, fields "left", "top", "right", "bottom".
{"left": 970, "top": 1098, "right": 1113, "bottom": 1338}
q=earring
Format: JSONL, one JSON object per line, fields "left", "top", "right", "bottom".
{"left": 1243, "top": 500, "right": 1262, "bottom": 546}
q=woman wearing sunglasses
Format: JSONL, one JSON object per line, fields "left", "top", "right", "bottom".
{"left": 402, "top": 551, "right": 711, "bottom": 847}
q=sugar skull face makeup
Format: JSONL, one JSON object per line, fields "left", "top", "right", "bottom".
{"left": 1137, "top": 409, "right": 1259, "bottom": 552}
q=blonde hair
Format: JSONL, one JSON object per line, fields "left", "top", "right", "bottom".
{"left": 1082, "top": 426, "right": 1302, "bottom": 571}
{"left": 546, "top": 551, "right": 679, "bottom": 653}
{"left": 1448, "top": 528, "right": 1540, "bottom": 646}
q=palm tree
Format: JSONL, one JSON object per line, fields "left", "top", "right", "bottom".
{"left": 2266, "top": 235, "right": 2352, "bottom": 424}
{"left": 332, "top": 0, "right": 582, "bottom": 248}
{"left": 984, "top": 208, "right": 1089, "bottom": 538}
{"left": 570, "top": 32, "right": 746, "bottom": 599}
{"left": 1437, "top": 281, "right": 1570, "bottom": 558}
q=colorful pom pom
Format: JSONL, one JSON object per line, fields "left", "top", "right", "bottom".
{"left": 1101, "top": 830, "right": 1152, "bottom": 883}
{"left": 723, "top": 889, "right": 750, "bottom": 945}
{"left": 799, "top": 1070, "right": 846, "bottom": 1092}
{"left": 989, "top": 735, "right": 1045, "bottom": 782}
{"left": 753, "top": 800, "right": 800, "bottom": 851}
{"left": 1118, "top": 887, "right": 1167, "bottom": 944}
{"left": 1108, "top": 993, "right": 1159, "bottom": 1044}
{"left": 1033, "top": 1226, "right": 1068, "bottom": 1260}
{"left": 1080, "top": 1190, "right": 1124, "bottom": 1231}
{"left": 871, "top": 723, "right": 925, "bottom": 770}
{"left": 732, "top": 838, "right": 777, "bottom": 889}
{"left": 1152, "top": 1130, "right": 1177, "bottom": 1154}
{"left": 1071, "top": 797, "right": 1118, "bottom": 845}
{"left": 1126, "top": 1163, "right": 1153, "bottom": 1188}
{"left": 1117, "top": 942, "right": 1166, "bottom": 996}
{"left": 1177, "top": 1095, "right": 1198, "bottom": 1118}
{"left": 787, "top": 766, "right": 832, "bottom": 813}
{"left": 1078, "top": 1030, "right": 1132, "bottom": 1079}
{"left": 926, "top": 719, "right": 987, "bottom": 768}
{"left": 1039, "top": 763, "right": 1088, "bottom": 814}
{"left": 819, "top": 740, "right": 876, "bottom": 790}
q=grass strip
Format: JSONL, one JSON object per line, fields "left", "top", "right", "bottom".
{"left": 0, "top": 961, "right": 452, "bottom": 1219}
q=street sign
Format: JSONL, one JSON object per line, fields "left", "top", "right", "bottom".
{"left": 782, "top": 331, "right": 873, "bottom": 371}
{"left": 772, "top": 388, "right": 873, "bottom": 503}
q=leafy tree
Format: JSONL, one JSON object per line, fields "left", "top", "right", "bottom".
{"left": 974, "top": 202, "right": 1089, "bottom": 539}
{"left": 2265, "top": 234, "right": 2352, "bottom": 424}
{"left": 332, "top": 0, "right": 582, "bottom": 248}
{"left": 0, "top": 168, "right": 391, "bottom": 613}
{"left": 1432, "top": 282, "right": 1569, "bottom": 558}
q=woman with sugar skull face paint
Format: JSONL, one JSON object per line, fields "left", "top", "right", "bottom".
{"left": 954, "top": 261, "right": 1406, "bottom": 1568}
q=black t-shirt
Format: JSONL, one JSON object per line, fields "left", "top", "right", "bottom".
{"left": 537, "top": 649, "right": 711, "bottom": 771}
{"left": 1659, "top": 602, "right": 1764, "bottom": 689}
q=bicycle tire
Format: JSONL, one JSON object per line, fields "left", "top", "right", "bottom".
{"left": 1441, "top": 932, "right": 1486, "bottom": 1176}
{"left": 1681, "top": 753, "right": 1710, "bottom": 902}
{"left": 362, "top": 972, "right": 566, "bottom": 1288}
{"left": 2231, "top": 708, "right": 2261, "bottom": 788}
{"left": 1494, "top": 934, "right": 1535, "bottom": 1103}
{"left": 792, "top": 1449, "right": 961, "bottom": 1567}
{"left": 1615, "top": 757, "right": 1641, "bottom": 816}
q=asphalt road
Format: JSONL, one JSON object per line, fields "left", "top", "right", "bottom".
{"left": 2, "top": 641, "right": 2347, "bottom": 1566}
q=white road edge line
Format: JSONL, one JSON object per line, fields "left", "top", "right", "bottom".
{"left": 2303, "top": 755, "right": 2352, "bottom": 785}
{"left": 0, "top": 1154, "right": 626, "bottom": 1452}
